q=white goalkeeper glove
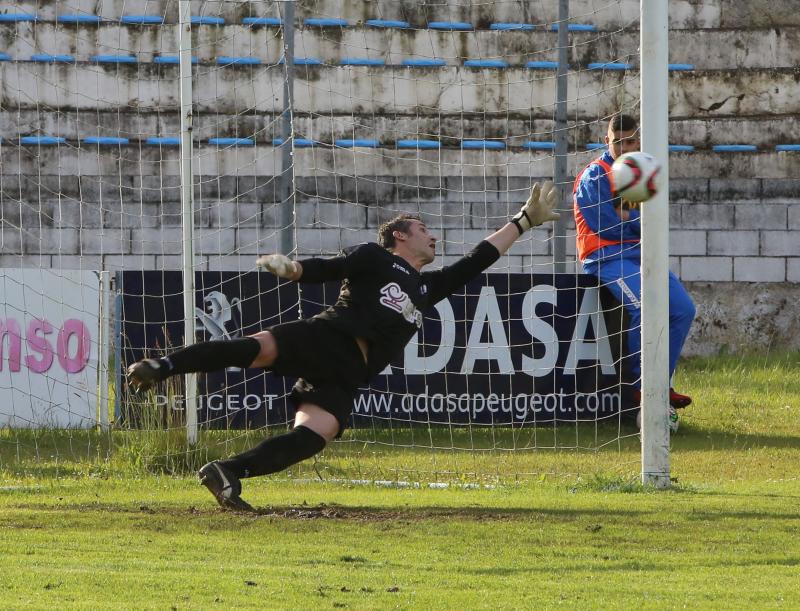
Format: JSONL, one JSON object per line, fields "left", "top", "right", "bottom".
{"left": 510, "top": 180, "right": 561, "bottom": 234}
{"left": 255, "top": 254, "right": 299, "bottom": 279}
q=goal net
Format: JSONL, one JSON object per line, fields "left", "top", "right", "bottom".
{"left": 0, "top": 0, "right": 652, "bottom": 484}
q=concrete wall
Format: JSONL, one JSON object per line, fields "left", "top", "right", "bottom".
{"left": 0, "top": 0, "right": 798, "bottom": 353}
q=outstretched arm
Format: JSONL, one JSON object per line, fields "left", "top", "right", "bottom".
{"left": 256, "top": 243, "right": 377, "bottom": 283}
{"left": 486, "top": 180, "right": 561, "bottom": 255}
{"left": 424, "top": 182, "right": 561, "bottom": 303}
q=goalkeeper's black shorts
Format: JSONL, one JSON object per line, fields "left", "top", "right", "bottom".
{"left": 267, "top": 317, "right": 368, "bottom": 436}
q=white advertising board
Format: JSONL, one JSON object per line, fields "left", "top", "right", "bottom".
{"left": 0, "top": 269, "right": 100, "bottom": 427}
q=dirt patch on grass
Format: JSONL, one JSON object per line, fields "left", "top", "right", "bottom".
{"left": 12, "top": 502, "right": 556, "bottom": 522}
{"left": 11, "top": 501, "right": 640, "bottom": 522}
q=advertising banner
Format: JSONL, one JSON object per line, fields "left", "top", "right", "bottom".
{"left": 120, "top": 271, "right": 629, "bottom": 428}
{"left": 0, "top": 269, "right": 100, "bottom": 427}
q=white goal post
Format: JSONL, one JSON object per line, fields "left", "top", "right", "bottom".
{"left": 639, "top": 0, "right": 671, "bottom": 488}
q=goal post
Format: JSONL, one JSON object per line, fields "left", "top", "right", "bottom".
{"left": 639, "top": 0, "right": 671, "bottom": 488}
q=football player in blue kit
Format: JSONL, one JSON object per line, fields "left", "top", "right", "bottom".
{"left": 127, "top": 183, "right": 560, "bottom": 510}
{"left": 573, "top": 113, "right": 696, "bottom": 424}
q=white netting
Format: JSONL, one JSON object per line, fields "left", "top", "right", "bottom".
{"left": 0, "top": 0, "right": 645, "bottom": 481}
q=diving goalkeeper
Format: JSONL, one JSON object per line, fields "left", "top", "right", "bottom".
{"left": 127, "top": 182, "right": 560, "bottom": 511}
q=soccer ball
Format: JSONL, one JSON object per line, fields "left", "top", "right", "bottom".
{"left": 635, "top": 406, "right": 679, "bottom": 433}
{"left": 611, "top": 151, "right": 661, "bottom": 203}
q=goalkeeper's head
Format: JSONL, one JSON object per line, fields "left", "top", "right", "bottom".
{"left": 378, "top": 214, "right": 424, "bottom": 249}
{"left": 606, "top": 113, "right": 640, "bottom": 159}
{"left": 378, "top": 213, "right": 437, "bottom": 266}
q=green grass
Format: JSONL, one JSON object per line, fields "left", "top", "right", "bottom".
{"left": 1, "top": 352, "right": 799, "bottom": 609}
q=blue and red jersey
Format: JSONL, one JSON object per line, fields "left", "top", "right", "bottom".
{"left": 573, "top": 150, "right": 642, "bottom": 262}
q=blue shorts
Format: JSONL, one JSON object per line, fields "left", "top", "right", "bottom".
{"left": 582, "top": 255, "right": 695, "bottom": 384}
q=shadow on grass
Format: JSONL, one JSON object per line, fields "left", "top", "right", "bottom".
{"left": 673, "top": 425, "right": 800, "bottom": 452}
{"left": 3, "top": 424, "right": 797, "bottom": 483}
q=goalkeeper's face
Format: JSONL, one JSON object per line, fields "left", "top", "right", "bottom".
{"left": 606, "top": 127, "right": 640, "bottom": 159}
{"left": 405, "top": 220, "right": 437, "bottom": 264}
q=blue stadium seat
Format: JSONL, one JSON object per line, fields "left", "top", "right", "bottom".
{"left": 278, "top": 57, "right": 322, "bottom": 65}
{"left": 550, "top": 23, "right": 596, "bottom": 32}
{"left": 713, "top": 145, "right": 757, "bottom": 152}
{"left": 340, "top": 58, "right": 385, "bottom": 66}
{"left": 31, "top": 54, "right": 75, "bottom": 62}
{"left": 462, "top": 140, "right": 505, "bottom": 150}
{"left": 523, "top": 141, "right": 556, "bottom": 151}
{"left": 83, "top": 137, "right": 130, "bottom": 145}
{"left": 526, "top": 61, "right": 558, "bottom": 70}
{"left": 585, "top": 143, "right": 606, "bottom": 150}
{"left": 272, "top": 138, "right": 316, "bottom": 147}
{"left": 304, "top": 18, "right": 348, "bottom": 27}
{"left": 217, "top": 56, "right": 261, "bottom": 66}
{"left": 669, "top": 145, "right": 695, "bottom": 152}
{"left": 428, "top": 21, "right": 472, "bottom": 31}
{"left": 154, "top": 56, "right": 198, "bottom": 64}
{"left": 242, "top": 17, "right": 282, "bottom": 26}
{"left": 397, "top": 139, "right": 441, "bottom": 149}
{"left": 90, "top": 55, "right": 137, "bottom": 63}
{"left": 120, "top": 16, "right": 164, "bottom": 25}
{"left": 402, "top": 58, "right": 447, "bottom": 67}
{"left": 668, "top": 64, "right": 695, "bottom": 71}
{"left": 335, "top": 139, "right": 379, "bottom": 148}
{"left": 209, "top": 138, "right": 255, "bottom": 146}
{"left": 145, "top": 137, "right": 180, "bottom": 146}
{"left": 490, "top": 23, "right": 536, "bottom": 31}
{"left": 20, "top": 136, "right": 65, "bottom": 145}
{"left": 191, "top": 16, "right": 224, "bottom": 25}
{"left": 0, "top": 13, "right": 37, "bottom": 22}
{"left": 776, "top": 144, "right": 800, "bottom": 152}
{"left": 464, "top": 59, "right": 508, "bottom": 68}
{"left": 365, "top": 19, "right": 410, "bottom": 29}
{"left": 588, "top": 62, "right": 633, "bottom": 70}
{"left": 57, "top": 15, "right": 102, "bottom": 24}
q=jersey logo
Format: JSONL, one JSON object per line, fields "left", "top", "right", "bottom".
{"left": 392, "top": 262, "right": 410, "bottom": 275}
{"left": 379, "top": 282, "right": 423, "bottom": 327}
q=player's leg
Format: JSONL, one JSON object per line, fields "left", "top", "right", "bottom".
{"left": 198, "top": 404, "right": 334, "bottom": 512}
{"left": 199, "top": 390, "right": 350, "bottom": 511}
{"left": 206, "top": 404, "right": 335, "bottom": 477}
{"left": 126, "top": 331, "right": 278, "bottom": 392}
{"left": 668, "top": 272, "right": 696, "bottom": 407}
{"left": 126, "top": 337, "right": 263, "bottom": 391}
{"left": 584, "top": 256, "right": 643, "bottom": 420}
{"left": 591, "top": 256, "right": 643, "bottom": 383}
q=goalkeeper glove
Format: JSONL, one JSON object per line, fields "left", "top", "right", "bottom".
{"left": 255, "top": 254, "right": 299, "bottom": 279}
{"left": 510, "top": 180, "right": 560, "bottom": 235}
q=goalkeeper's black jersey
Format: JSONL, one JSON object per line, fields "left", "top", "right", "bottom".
{"left": 298, "top": 240, "right": 500, "bottom": 378}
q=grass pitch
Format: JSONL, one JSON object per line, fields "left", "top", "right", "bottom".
{"left": 1, "top": 352, "right": 799, "bottom": 609}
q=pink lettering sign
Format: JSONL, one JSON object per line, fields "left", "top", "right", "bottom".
{"left": 56, "top": 319, "right": 91, "bottom": 373}
{"left": 0, "top": 319, "right": 22, "bottom": 372}
{"left": 25, "top": 318, "right": 54, "bottom": 373}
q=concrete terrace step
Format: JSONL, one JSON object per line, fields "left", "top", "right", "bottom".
{"left": 4, "top": 0, "right": 800, "bottom": 29}
{"left": 1, "top": 23, "right": 798, "bottom": 69}
{"left": 1, "top": 146, "right": 798, "bottom": 179}
{"left": 2, "top": 64, "right": 798, "bottom": 118}
{"left": 1, "top": 112, "right": 795, "bottom": 150}
{"left": 2, "top": 174, "right": 797, "bottom": 209}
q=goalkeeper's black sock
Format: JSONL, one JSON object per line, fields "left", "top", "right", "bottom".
{"left": 157, "top": 337, "right": 261, "bottom": 377}
{"left": 218, "top": 426, "right": 327, "bottom": 478}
